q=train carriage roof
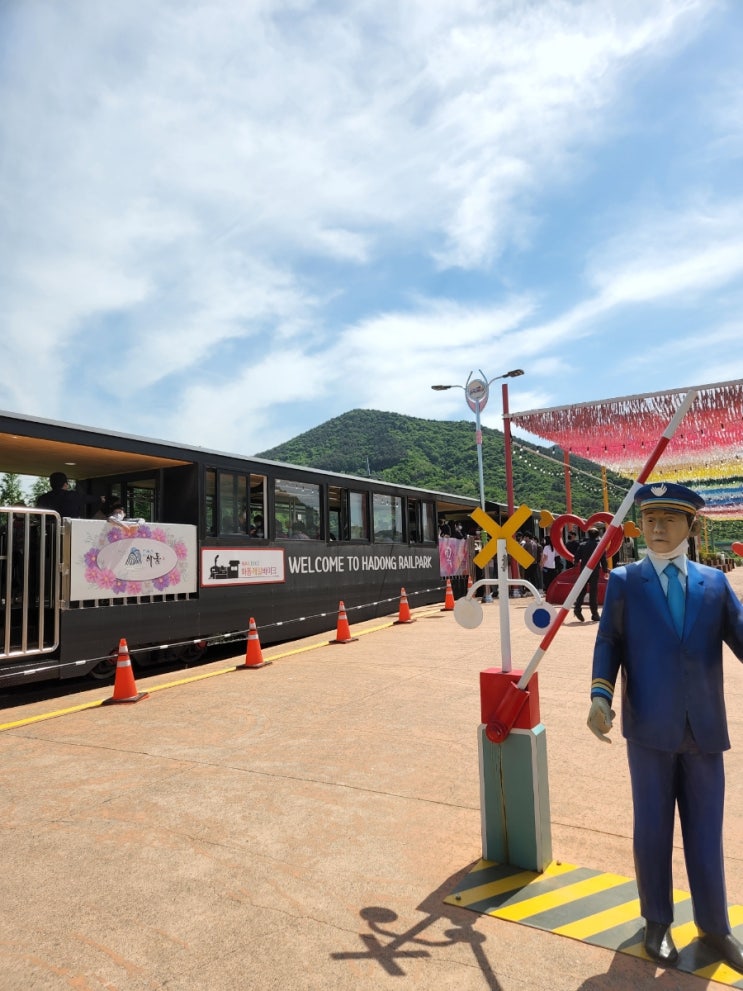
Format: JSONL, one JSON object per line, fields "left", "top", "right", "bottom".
{"left": 0, "top": 408, "right": 482, "bottom": 512}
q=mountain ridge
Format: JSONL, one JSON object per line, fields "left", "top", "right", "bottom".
{"left": 255, "top": 408, "right": 627, "bottom": 518}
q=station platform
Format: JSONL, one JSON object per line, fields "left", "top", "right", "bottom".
{"left": 3, "top": 571, "right": 743, "bottom": 991}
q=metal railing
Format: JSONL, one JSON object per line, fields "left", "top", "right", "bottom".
{"left": 1, "top": 507, "right": 60, "bottom": 660}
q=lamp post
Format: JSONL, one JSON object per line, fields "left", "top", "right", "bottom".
{"left": 432, "top": 368, "right": 524, "bottom": 512}
{"left": 432, "top": 369, "right": 525, "bottom": 597}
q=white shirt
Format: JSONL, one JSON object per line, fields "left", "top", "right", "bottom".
{"left": 646, "top": 550, "right": 688, "bottom": 594}
{"left": 541, "top": 545, "right": 558, "bottom": 568}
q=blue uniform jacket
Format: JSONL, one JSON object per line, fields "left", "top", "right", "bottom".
{"left": 591, "top": 557, "right": 743, "bottom": 753}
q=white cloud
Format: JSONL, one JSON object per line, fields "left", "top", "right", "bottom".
{"left": 158, "top": 346, "right": 331, "bottom": 454}
{"left": 513, "top": 198, "right": 743, "bottom": 356}
{"left": 1, "top": 0, "right": 733, "bottom": 452}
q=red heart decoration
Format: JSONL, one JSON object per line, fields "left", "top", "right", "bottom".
{"left": 549, "top": 512, "right": 624, "bottom": 562}
{"left": 732, "top": 542, "right": 743, "bottom": 558}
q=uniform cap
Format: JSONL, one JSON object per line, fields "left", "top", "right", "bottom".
{"left": 634, "top": 482, "right": 704, "bottom": 514}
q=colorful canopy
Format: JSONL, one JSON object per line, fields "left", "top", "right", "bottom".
{"left": 510, "top": 380, "right": 743, "bottom": 519}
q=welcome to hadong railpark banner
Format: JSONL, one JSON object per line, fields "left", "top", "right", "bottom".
{"left": 200, "top": 545, "right": 439, "bottom": 587}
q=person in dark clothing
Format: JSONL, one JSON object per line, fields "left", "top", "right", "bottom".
{"left": 36, "top": 472, "right": 103, "bottom": 518}
{"left": 564, "top": 530, "right": 580, "bottom": 571}
{"left": 574, "top": 527, "right": 606, "bottom": 622}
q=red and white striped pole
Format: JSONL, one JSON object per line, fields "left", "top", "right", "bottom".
{"left": 487, "top": 387, "right": 699, "bottom": 742}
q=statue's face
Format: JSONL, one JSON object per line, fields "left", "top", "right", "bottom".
{"left": 640, "top": 509, "right": 692, "bottom": 554}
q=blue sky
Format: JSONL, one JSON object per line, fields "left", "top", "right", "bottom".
{"left": 2, "top": 0, "right": 743, "bottom": 458}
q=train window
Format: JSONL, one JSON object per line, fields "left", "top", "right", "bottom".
{"left": 408, "top": 498, "right": 436, "bottom": 543}
{"left": 219, "top": 472, "right": 248, "bottom": 534}
{"left": 328, "top": 485, "right": 344, "bottom": 540}
{"left": 248, "top": 474, "right": 266, "bottom": 537}
{"left": 205, "top": 470, "right": 217, "bottom": 535}
{"left": 275, "top": 478, "right": 321, "bottom": 540}
{"left": 421, "top": 500, "right": 436, "bottom": 541}
{"left": 326, "top": 487, "right": 370, "bottom": 541}
{"left": 408, "top": 498, "right": 419, "bottom": 542}
{"left": 372, "top": 493, "right": 403, "bottom": 542}
{"left": 349, "top": 490, "right": 370, "bottom": 541}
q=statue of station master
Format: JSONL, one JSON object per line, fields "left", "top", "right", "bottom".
{"left": 587, "top": 481, "right": 743, "bottom": 970}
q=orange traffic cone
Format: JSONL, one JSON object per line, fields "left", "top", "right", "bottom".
{"left": 239, "top": 617, "right": 272, "bottom": 669}
{"left": 103, "top": 638, "right": 148, "bottom": 704}
{"left": 394, "top": 587, "right": 415, "bottom": 625}
{"left": 441, "top": 578, "right": 455, "bottom": 611}
{"left": 331, "top": 600, "right": 358, "bottom": 644}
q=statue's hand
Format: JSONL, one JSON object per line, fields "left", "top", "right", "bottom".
{"left": 587, "top": 698, "right": 614, "bottom": 743}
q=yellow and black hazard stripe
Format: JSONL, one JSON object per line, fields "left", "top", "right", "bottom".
{"left": 445, "top": 859, "right": 743, "bottom": 986}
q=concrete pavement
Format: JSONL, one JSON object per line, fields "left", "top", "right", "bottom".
{"left": 3, "top": 573, "right": 743, "bottom": 990}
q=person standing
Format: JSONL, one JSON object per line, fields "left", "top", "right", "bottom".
{"left": 540, "top": 538, "right": 559, "bottom": 592}
{"left": 36, "top": 472, "right": 103, "bottom": 518}
{"left": 587, "top": 482, "right": 743, "bottom": 970}
{"left": 520, "top": 532, "right": 540, "bottom": 593}
{"left": 573, "top": 527, "right": 604, "bottom": 622}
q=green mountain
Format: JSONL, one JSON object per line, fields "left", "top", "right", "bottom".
{"left": 256, "top": 409, "right": 630, "bottom": 519}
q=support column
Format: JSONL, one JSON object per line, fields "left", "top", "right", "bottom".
{"left": 478, "top": 668, "right": 552, "bottom": 872}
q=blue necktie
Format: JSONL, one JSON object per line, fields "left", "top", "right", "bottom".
{"left": 664, "top": 563, "right": 685, "bottom": 636}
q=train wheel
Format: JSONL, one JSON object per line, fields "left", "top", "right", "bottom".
{"left": 88, "top": 652, "right": 117, "bottom": 681}
{"left": 176, "top": 640, "right": 206, "bottom": 664}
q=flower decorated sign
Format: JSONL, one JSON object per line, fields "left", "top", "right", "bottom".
{"left": 68, "top": 520, "right": 197, "bottom": 600}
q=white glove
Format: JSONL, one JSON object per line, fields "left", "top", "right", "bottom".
{"left": 587, "top": 697, "right": 615, "bottom": 743}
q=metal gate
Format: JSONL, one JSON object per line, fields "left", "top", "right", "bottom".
{"left": 1, "top": 507, "right": 60, "bottom": 661}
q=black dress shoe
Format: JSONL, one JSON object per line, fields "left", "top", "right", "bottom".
{"left": 700, "top": 932, "right": 743, "bottom": 972}
{"left": 574, "top": 608, "right": 584, "bottom": 622}
{"left": 644, "top": 921, "right": 678, "bottom": 966}
{"left": 591, "top": 613, "right": 600, "bottom": 622}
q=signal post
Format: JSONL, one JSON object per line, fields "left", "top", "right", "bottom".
{"left": 454, "top": 505, "right": 554, "bottom": 872}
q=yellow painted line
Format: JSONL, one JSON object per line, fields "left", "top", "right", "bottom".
{"left": 618, "top": 898, "right": 741, "bottom": 965}
{"left": 466, "top": 858, "right": 495, "bottom": 874}
{"left": 553, "top": 898, "right": 643, "bottom": 939}
{"left": 142, "top": 665, "right": 244, "bottom": 691}
{"left": 0, "top": 698, "right": 106, "bottom": 730}
{"left": 671, "top": 918, "right": 706, "bottom": 949}
{"left": 554, "top": 890, "right": 691, "bottom": 940}
{"left": 0, "top": 611, "right": 421, "bottom": 732}
{"left": 491, "top": 871, "right": 630, "bottom": 922}
{"left": 447, "top": 871, "right": 540, "bottom": 908}
{"left": 693, "top": 962, "right": 743, "bottom": 984}
{"left": 446, "top": 861, "right": 579, "bottom": 909}
{"left": 691, "top": 904, "right": 743, "bottom": 982}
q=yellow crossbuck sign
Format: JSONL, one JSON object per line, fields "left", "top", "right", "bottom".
{"left": 471, "top": 504, "right": 535, "bottom": 570}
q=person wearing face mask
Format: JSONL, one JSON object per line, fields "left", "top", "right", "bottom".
{"left": 587, "top": 482, "right": 743, "bottom": 971}
{"left": 106, "top": 500, "right": 143, "bottom": 532}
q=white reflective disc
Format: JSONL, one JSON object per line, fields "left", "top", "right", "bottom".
{"left": 454, "top": 596, "right": 484, "bottom": 629}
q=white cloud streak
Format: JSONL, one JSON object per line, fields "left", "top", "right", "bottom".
{"left": 1, "top": 0, "right": 735, "bottom": 455}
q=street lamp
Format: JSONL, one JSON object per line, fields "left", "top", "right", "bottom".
{"left": 432, "top": 369, "right": 524, "bottom": 512}
{"left": 432, "top": 369, "right": 524, "bottom": 598}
